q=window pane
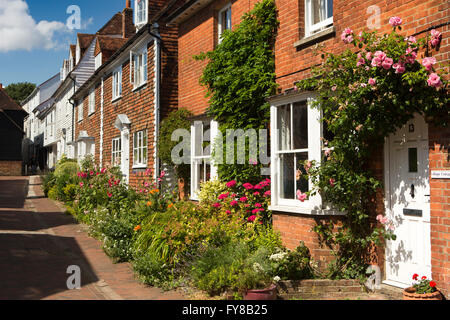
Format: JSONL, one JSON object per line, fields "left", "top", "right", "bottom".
{"left": 327, "top": 0, "right": 333, "bottom": 19}
{"left": 277, "top": 104, "right": 291, "bottom": 150}
{"left": 279, "top": 153, "right": 295, "bottom": 199}
{"left": 408, "top": 148, "right": 418, "bottom": 172}
{"left": 295, "top": 152, "right": 309, "bottom": 193}
{"left": 203, "top": 121, "right": 211, "bottom": 156}
{"left": 292, "top": 101, "right": 308, "bottom": 149}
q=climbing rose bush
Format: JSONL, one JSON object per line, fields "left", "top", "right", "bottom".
{"left": 297, "top": 18, "right": 448, "bottom": 279}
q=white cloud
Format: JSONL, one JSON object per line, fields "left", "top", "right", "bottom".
{"left": 0, "top": 0, "right": 70, "bottom": 52}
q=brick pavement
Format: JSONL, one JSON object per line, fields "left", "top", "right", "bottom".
{"left": 0, "top": 175, "right": 186, "bottom": 300}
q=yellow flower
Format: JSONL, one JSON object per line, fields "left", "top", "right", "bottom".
{"left": 134, "top": 225, "right": 141, "bottom": 231}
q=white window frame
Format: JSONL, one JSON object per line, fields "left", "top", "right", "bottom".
{"left": 269, "top": 93, "right": 342, "bottom": 215}
{"left": 190, "top": 120, "right": 219, "bottom": 200}
{"left": 112, "top": 67, "right": 122, "bottom": 100}
{"left": 130, "top": 47, "right": 148, "bottom": 90}
{"left": 112, "top": 137, "right": 122, "bottom": 166}
{"left": 304, "top": 0, "right": 333, "bottom": 38}
{"left": 218, "top": 4, "right": 232, "bottom": 43}
{"left": 135, "top": 0, "right": 148, "bottom": 27}
{"left": 133, "top": 129, "right": 147, "bottom": 168}
{"left": 78, "top": 101, "right": 83, "bottom": 122}
{"left": 88, "top": 88, "right": 95, "bottom": 115}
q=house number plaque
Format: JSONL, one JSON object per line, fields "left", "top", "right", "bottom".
{"left": 431, "top": 170, "right": 450, "bottom": 179}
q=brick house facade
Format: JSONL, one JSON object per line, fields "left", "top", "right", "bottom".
{"left": 169, "top": 0, "right": 449, "bottom": 297}
{"left": 72, "top": 0, "right": 180, "bottom": 187}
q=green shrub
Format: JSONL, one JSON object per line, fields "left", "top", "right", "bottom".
{"left": 269, "top": 241, "right": 315, "bottom": 280}
{"left": 197, "top": 179, "right": 228, "bottom": 205}
{"left": 63, "top": 184, "right": 77, "bottom": 202}
{"left": 54, "top": 161, "right": 79, "bottom": 178}
{"left": 47, "top": 186, "right": 58, "bottom": 200}
{"left": 132, "top": 251, "right": 178, "bottom": 289}
{"left": 42, "top": 172, "right": 56, "bottom": 197}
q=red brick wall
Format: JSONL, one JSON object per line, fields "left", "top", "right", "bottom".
{"left": 0, "top": 161, "right": 22, "bottom": 176}
{"left": 178, "top": 0, "right": 260, "bottom": 116}
{"left": 273, "top": 0, "right": 449, "bottom": 296}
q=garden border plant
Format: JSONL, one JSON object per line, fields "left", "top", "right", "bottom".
{"left": 296, "top": 18, "right": 448, "bottom": 279}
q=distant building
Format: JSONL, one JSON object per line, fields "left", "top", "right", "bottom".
{"left": 0, "top": 83, "right": 28, "bottom": 175}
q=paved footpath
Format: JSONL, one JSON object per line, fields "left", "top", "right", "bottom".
{"left": 0, "top": 175, "right": 186, "bottom": 300}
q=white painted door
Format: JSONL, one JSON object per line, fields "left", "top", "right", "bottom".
{"left": 120, "top": 128, "right": 130, "bottom": 184}
{"left": 384, "top": 115, "right": 431, "bottom": 288}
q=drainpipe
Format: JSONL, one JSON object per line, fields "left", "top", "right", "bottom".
{"left": 68, "top": 74, "right": 76, "bottom": 158}
{"left": 151, "top": 23, "right": 161, "bottom": 182}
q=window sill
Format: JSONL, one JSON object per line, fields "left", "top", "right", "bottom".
{"left": 132, "top": 82, "right": 147, "bottom": 92}
{"left": 132, "top": 164, "right": 147, "bottom": 169}
{"left": 112, "top": 96, "right": 122, "bottom": 103}
{"left": 88, "top": 111, "right": 95, "bottom": 117}
{"left": 294, "top": 26, "right": 335, "bottom": 49}
{"left": 269, "top": 204, "right": 345, "bottom": 216}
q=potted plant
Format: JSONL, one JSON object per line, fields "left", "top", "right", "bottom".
{"left": 402, "top": 274, "right": 442, "bottom": 300}
{"left": 237, "top": 266, "right": 278, "bottom": 300}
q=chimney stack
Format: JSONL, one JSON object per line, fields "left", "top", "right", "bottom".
{"left": 0, "top": 83, "right": 2, "bottom": 89}
{"left": 123, "top": 1, "right": 134, "bottom": 38}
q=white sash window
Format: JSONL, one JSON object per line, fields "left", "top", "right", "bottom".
{"left": 305, "top": 0, "right": 333, "bottom": 37}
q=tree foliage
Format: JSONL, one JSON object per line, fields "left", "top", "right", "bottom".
{"left": 4, "top": 82, "right": 36, "bottom": 105}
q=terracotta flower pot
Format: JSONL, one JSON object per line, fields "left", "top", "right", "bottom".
{"left": 244, "top": 284, "right": 277, "bottom": 300}
{"left": 402, "top": 287, "right": 442, "bottom": 300}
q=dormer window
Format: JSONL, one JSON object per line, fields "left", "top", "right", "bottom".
{"left": 135, "top": 0, "right": 148, "bottom": 27}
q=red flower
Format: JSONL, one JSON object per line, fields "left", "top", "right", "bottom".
{"left": 429, "top": 281, "right": 436, "bottom": 288}
{"left": 412, "top": 273, "right": 419, "bottom": 280}
{"left": 422, "top": 276, "right": 427, "bottom": 280}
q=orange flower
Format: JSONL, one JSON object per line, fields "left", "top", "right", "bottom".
{"left": 146, "top": 201, "right": 152, "bottom": 206}
{"left": 134, "top": 225, "right": 141, "bottom": 231}
{"left": 168, "top": 203, "right": 173, "bottom": 208}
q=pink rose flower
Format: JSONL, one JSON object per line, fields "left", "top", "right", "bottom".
{"left": 407, "top": 36, "right": 416, "bottom": 43}
{"left": 382, "top": 57, "right": 393, "bottom": 69}
{"left": 374, "top": 50, "right": 387, "bottom": 61}
{"left": 393, "top": 62, "right": 406, "bottom": 74}
{"left": 389, "top": 16, "right": 402, "bottom": 27}
{"left": 341, "top": 28, "right": 353, "bottom": 44}
{"left": 226, "top": 180, "right": 236, "bottom": 188}
{"left": 430, "top": 29, "right": 441, "bottom": 48}
{"left": 356, "top": 58, "right": 366, "bottom": 67}
{"left": 422, "top": 57, "right": 436, "bottom": 71}
{"left": 365, "top": 52, "right": 372, "bottom": 60}
{"left": 296, "top": 190, "right": 307, "bottom": 202}
{"left": 427, "top": 73, "right": 442, "bottom": 88}
{"left": 368, "top": 78, "right": 376, "bottom": 86}
{"left": 331, "top": 85, "right": 337, "bottom": 91}
{"left": 405, "top": 48, "right": 417, "bottom": 64}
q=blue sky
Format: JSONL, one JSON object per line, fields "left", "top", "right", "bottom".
{"left": 0, "top": 0, "right": 128, "bottom": 87}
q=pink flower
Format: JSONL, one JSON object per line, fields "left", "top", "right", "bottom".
{"left": 249, "top": 158, "right": 258, "bottom": 165}
{"left": 371, "top": 57, "right": 382, "bottom": 67}
{"left": 389, "top": 16, "right": 402, "bottom": 27}
{"left": 226, "top": 210, "right": 231, "bottom": 214}
{"left": 296, "top": 190, "right": 307, "bottom": 202}
{"left": 365, "top": 52, "right": 372, "bottom": 60}
{"left": 107, "top": 192, "right": 112, "bottom": 198}
{"left": 368, "top": 78, "right": 376, "bottom": 86}
{"left": 407, "top": 36, "right": 416, "bottom": 43}
{"left": 247, "top": 215, "right": 256, "bottom": 222}
{"left": 264, "top": 190, "right": 271, "bottom": 197}
{"left": 255, "top": 203, "right": 262, "bottom": 208}
{"left": 253, "top": 184, "right": 262, "bottom": 190}
{"left": 324, "top": 149, "right": 331, "bottom": 157}
{"left": 393, "top": 62, "right": 406, "bottom": 74}
{"left": 374, "top": 50, "right": 387, "bottom": 61}
{"left": 79, "top": 182, "right": 84, "bottom": 187}
{"left": 160, "top": 171, "right": 166, "bottom": 178}
{"left": 304, "top": 161, "right": 312, "bottom": 172}
{"left": 382, "top": 57, "right": 393, "bottom": 69}
{"left": 218, "top": 192, "right": 229, "bottom": 200}
{"left": 356, "top": 58, "right": 366, "bottom": 67}
{"left": 422, "top": 57, "right": 436, "bottom": 71}
{"left": 253, "top": 191, "right": 260, "bottom": 196}
{"left": 329, "top": 178, "right": 335, "bottom": 187}
{"left": 404, "top": 48, "right": 417, "bottom": 64}
{"left": 427, "top": 73, "right": 442, "bottom": 88}
{"left": 243, "top": 183, "right": 254, "bottom": 190}
{"left": 355, "top": 124, "right": 363, "bottom": 131}
{"left": 430, "top": 29, "right": 441, "bottom": 48}
{"left": 341, "top": 28, "right": 353, "bottom": 44}
{"left": 240, "top": 196, "right": 248, "bottom": 202}
{"left": 230, "top": 200, "right": 238, "bottom": 206}
{"left": 90, "top": 171, "right": 94, "bottom": 176}
{"left": 226, "top": 180, "right": 236, "bottom": 188}
{"left": 331, "top": 85, "right": 337, "bottom": 91}
{"left": 212, "top": 202, "right": 221, "bottom": 208}
{"left": 100, "top": 168, "right": 106, "bottom": 174}
{"left": 244, "top": 204, "right": 250, "bottom": 208}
